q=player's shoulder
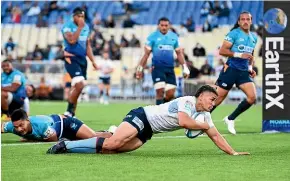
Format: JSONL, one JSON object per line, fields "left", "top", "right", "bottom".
{"left": 169, "top": 31, "right": 179, "bottom": 39}
{"left": 228, "top": 28, "right": 240, "bottom": 35}
{"left": 148, "top": 31, "right": 159, "bottom": 38}
{"left": 250, "top": 31, "right": 258, "bottom": 41}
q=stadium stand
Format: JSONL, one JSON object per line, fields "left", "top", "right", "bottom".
{"left": 1, "top": 1, "right": 263, "bottom": 102}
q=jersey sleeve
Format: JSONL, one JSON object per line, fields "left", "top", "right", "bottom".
{"left": 2, "top": 121, "right": 14, "bottom": 133}
{"left": 145, "top": 33, "right": 155, "bottom": 50}
{"left": 177, "top": 97, "right": 194, "bottom": 117}
{"left": 62, "top": 23, "right": 72, "bottom": 34}
{"left": 204, "top": 112, "right": 215, "bottom": 128}
{"left": 13, "top": 74, "right": 22, "bottom": 84}
{"left": 224, "top": 29, "right": 237, "bottom": 44}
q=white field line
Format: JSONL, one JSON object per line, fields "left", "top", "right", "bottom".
{"left": 1, "top": 132, "right": 265, "bottom": 147}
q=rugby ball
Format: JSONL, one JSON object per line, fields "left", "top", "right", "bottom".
{"left": 185, "top": 112, "right": 205, "bottom": 139}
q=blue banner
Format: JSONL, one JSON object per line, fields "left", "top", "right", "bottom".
{"left": 262, "top": 120, "right": 290, "bottom": 132}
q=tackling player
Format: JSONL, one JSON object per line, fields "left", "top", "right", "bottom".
{"left": 47, "top": 85, "right": 249, "bottom": 156}
{"left": 136, "top": 17, "right": 190, "bottom": 105}
{"left": 1, "top": 109, "right": 111, "bottom": 142}
{"left": 211, "top": 12, "right": 258, "bottom": 135}
{"left": 62, "top": 7, "right": 98, "bottom": 117}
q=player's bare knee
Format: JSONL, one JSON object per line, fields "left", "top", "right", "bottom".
{"left": 1, "top": 91, "right": 8, "bottom": 99}
{"left": 247, "top": 95, "right": 256, "bottom": 104}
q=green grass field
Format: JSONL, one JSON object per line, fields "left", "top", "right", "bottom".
{"left": 2, "top": 102, "right": 289, "bottom": 181}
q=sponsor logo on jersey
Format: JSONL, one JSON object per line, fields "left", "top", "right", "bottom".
{"left": 237, "top": 45, "right": 254, "bottom": 53}
{"left": 158, "top": 45, "right": 174, "bottom": 51}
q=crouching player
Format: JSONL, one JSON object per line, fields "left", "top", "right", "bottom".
{"left": 47, "top": 85, "right": 249, "bottom": 155}
{"left": 1, "top": 109, "right": 111, "bottom": 142}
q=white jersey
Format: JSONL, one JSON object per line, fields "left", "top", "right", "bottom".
{"left": 98, "top": 59, "right": 114, "bottom": 78}
{"left": 143, "top": 96, "right": 214, "bottom": 134}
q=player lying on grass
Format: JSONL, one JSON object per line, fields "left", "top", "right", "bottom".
{"left": 1, "top": 109, "right": 112, "bottom": 142}
{"left": 47, "top": 85, "right": 250, "bottom": 155}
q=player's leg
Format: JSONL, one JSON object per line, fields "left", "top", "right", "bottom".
{"left": 64, "top": 58, "right": 86, "bottom": 116}
{"left": 228, "top": 82, "right": 256, "bottom": 121}
{"left": 164, "top": 68, "right": 177, "bottom": 103}
{"left": 115, "top": 137, "right": 143, "bottom": 153}
{"left": 151, "top": 67, "right": 166, "bottom": 105}
{"left": 1, "top": 90, "right": 10, "bottom": 116}
{"left": 47, "top": 107, "right": 152, "bottom": 154}
{"left": 98, "top": 78, "right": 105, "bottom": 104}
{"left": 104, "top": 78, "right": 111, "bottom": 105}
{"left": 224, "top": 70, "right": 255, "bottom": 134}
{"left": 211, "top": 65, "right": 235, "bottom": 113}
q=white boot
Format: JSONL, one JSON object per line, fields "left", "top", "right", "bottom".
{"left": 224, "top": 116, "right": 236, "bottom": 135}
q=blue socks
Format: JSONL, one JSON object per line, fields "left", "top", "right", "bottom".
{"left": 64, "top": 137, "right": 105, "bottom": 153}
{"left": 65, "top": 137, "right": 98, "bottom": 153}
{"left": 228, "top": 99, "right": 252, "bottom": 120}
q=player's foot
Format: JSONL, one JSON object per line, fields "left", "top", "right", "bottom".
{"left": 1, "top": 114, "right": 10, "bottom": 122}
{"left": 224, "top": 116, "right": 236, "bottom": 135}
{"left": 46, "top": 140, "right": 67, "bottom": 154}
{"left": 99, "top": 97, "right": 104, "bottom": 104}
{"left": 108, "top": 125, "right": 117, "bottom": 134}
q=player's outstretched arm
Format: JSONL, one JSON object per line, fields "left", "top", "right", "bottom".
{"left": 136, "top": 47, "right": 151, "bottom": 79}
{"left": 205, "top": 127, "right": 250, "bottom": 155}
{"left": 178, "top": 112, "right": 209, "bottom": 130}
{"left": 175, "top": 48, "right": 190, "bottom": 79}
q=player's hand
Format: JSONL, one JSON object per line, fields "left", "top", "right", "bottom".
{"left": 182, "top": 64, "right": 190, "bottom": 79}
{"left": 249, "top": 70, "right": 256, "bottom": 78}
{"left": 241, "top": 53, "right": 253, "bottom": 61}
{"left": 92, "top": 61, "right": 98, "bottom": 70}
{"left": 233, "top": 152, "right": 250, "bottom": 156}
{"left": 77, "top": 18, "right": 85, "bottom": 29}
{"left": 136, "top": 65, "right": 143, "bottom": 79}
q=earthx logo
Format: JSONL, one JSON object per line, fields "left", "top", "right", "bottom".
{"left": 265, "top": 37, "right": 284, "bottom": 109}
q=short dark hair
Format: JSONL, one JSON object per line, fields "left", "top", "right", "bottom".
{"left": 194, "top": 85, "right": 218, "bottom": 98}
{"left": 73, "top": 7, "right": 85, "bottom": 16}
{"left": 11, "top": 109, "right": 28, "bottom": 122}
{"left": 158, "top": 17, "right": 170, "bottom": 24}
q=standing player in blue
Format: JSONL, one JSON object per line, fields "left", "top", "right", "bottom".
{"left": 62, "top": 7, "right": 98, "bottom": 117}
{"left": 1, "top": 60, "right": 27, "bottom": 120}
{"left": 1, "top": 109, "right": 112, "bottom": 142}
{"left": 211, "top": 12, "right": 258, "bottom": 135}
{"left": 136, "top": 17, "right": 190, "bottom": 105}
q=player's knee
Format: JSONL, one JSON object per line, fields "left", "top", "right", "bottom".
{"left": 1, "top": 91, "right": 8, "bottom": 98}
{"left": 71, "top": 76, "right": 85, "bottom": 89}
{"left": 247, "top": 95, "right": 256, "bottom": 104}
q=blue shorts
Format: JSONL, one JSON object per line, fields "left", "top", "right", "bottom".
{"left": 65, "top": 82, "right": 71, "bottom": 88}
{"left": 122, "top": 107, "right": 153, "bottom": 143}
{"left": 215, "top": 66, "right": 253, "bottom": 90}
{"left": 64, "top": 56, "right": 87, "bottom": 79}
{"left": 8, "top": 94, "right": 25, "bottom": 114}
{"left": 51, "top": 115, "right": 84, "bottom": 140}
{"left": 151, "top": 66, "right": 176, "bottom": 86}
{"left": 99, "top": 77, "right": 111, "bottom": 85}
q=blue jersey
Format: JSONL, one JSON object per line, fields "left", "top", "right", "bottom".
{"left": 146, "top": 30, "right": 179, "bottom": 68}
{"left": 61, "top": 20, "right": 90, "bottom": 58}
{"left": 224, "top": 27, "right": 258, "bottom": 71}
{"left": 1, "top": 69, "right": 26, "bottom": 98}
{"left": 2, "top": 115, "right": 62, "bottom": 141}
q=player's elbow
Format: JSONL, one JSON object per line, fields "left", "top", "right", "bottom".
{"left": 219, "top": 49, "right": 226, "bottom": 56}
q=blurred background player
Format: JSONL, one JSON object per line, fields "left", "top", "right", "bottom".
{"left": 63, "top": 72, "right": 72, "bottom": 101}
{"left": 62, "top": 7, "right": 98, "bottom": 117}
{"left": 47, "top": 85, "right": 249, "bottom": 156}
{"left": 98, "top": 51, "right": 114, "bottom": 105}
{"left": 212, "top": 12, "right": 258, "bottom": 135}
{"left": 1, "top": 60, "right": 27, "bottom": 120}
{"left": 136, "top": 17, "right": 190, "bottom": 105}
{"left": 1, "top": 109, "right": 111, "bottom": 142}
